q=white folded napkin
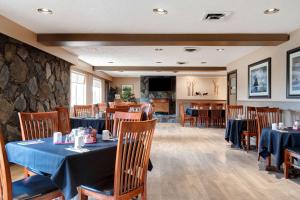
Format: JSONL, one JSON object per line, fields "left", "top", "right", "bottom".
{"left": 65, "top": 147, "right": 90, "bottom": 153}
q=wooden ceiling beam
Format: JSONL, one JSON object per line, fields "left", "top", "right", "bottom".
{"left": 37, "top": 33, "right": 289, "bottom": 46}
{"left": 93, "top": 66, "right": 226, "bottom": 72}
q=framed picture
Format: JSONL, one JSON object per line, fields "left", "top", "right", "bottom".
{"left": 287, "top": 47, "right": 300, "bottom": 98}
{"left": 121, "top": 84, "right": 134, "bottom": 94}
{"left": 248, "top": 58, "right": 271, "bottom": 98}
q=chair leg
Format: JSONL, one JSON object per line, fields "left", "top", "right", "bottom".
{"left": 255, "top": 136, "right": 258, "bottom": 151}
{"left": 267, "top": 155, "right": 272, "bottom": 167}
{"left": 247, "top": 135, "right": 250, "bottom": 153}
{"left": 284, "top": 150, "right": 290, "bottom": 179}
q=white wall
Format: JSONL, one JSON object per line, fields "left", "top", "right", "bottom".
{"left": 227, "top": 28, "right": 300, "bottom": 102}
{"left": 176, "top": 76, "right": 227, "bottom": 100}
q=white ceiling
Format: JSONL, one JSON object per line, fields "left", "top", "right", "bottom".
{"left": 1, "top": 0, "right": 300, "bottom": 77}
{"left": 65, "top": 46, "right": 261, "bottom": 67}
{"left": 107, "top": 71, "right": 227, "bottom": 77}
{"left": 1, "top": 0, "right": 300, "bottom": 33}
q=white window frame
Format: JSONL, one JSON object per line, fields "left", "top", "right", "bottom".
{"left": 92, "top": 78, "right": 103, "bottom": 104}
{"left": 70, "top": 70, "right": 86, "bottom": 106}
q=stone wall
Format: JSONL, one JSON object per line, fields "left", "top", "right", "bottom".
{"left": 0, "top": 33, "right": 71, "bottom": 142}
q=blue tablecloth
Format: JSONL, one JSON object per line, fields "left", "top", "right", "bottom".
{"left": 225, "top": 119, "right": 247, "bottom": 148}
{"left": 70, "top": 117, "right": 105, "bottom": 134}
{"left": 259, "top": 128, "right": 300, "bottom": 169}
{"left": 186, "top": 108, "right": 225, "bottom": 117}
{"left": 6, "top": 136, "right": 153, "bottom": 199}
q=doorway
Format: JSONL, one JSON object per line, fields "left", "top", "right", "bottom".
{"left": 227, "top": 70, "right": 237, "bottom": 105}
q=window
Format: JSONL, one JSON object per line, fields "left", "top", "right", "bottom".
{"left": 93, "top": 78, "right": 102, "bottom": 104}
{"left": 71, "top": 71, "right": 86, "bottom": 106}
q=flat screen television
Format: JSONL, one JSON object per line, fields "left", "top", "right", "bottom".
{"left": 149, "top": 77, "right": 172, "bottom": 91}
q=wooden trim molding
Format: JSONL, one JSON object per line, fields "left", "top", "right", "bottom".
{"left": 37, "top": 33, "right": 289, "bottom": 46}
{"left": 93, "top": 66, "right": 226, "bottom": 72}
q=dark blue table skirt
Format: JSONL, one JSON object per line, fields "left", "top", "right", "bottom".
{"left": 225, "top": 119, "right": 247, "bottom": 148}
{"left": 6, "top": 136, "right": 153, "bottom": 199}
{"left": 259, "top": 128, "right": 300, "bottom": 169}
{"left": 186, "top": 108, "right": 225, "bottom": 118}
{"left": 70, "top": 117, "right": 105, "bottom": 134}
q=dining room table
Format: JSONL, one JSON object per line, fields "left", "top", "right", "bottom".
{"left": 259, "top": 127, "right": 300, "bottom": 170}
{"left": 70, "top": 117, "right": 105, "bottom": 134}
{"left": 225, "top": 118, "right": 247, "bottom": 148}
{"left": 6, "top": 135, "right": 153, "bottom": 199}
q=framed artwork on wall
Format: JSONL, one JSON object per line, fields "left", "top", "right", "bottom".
{"left": 248, "top": 57, "right": 271, "bottom": 98}
{"left": 287, "top": 47, "right": 300, "bottom": 98}
{"left": 121, "top": 84, "right": 134, "bottom": 94}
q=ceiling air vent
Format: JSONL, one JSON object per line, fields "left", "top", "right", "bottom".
{"left": 203, "top": 11, "right": 232, "bottom": 21}
{"left": 184, "top": 47, "right": 199, "bottom": 53}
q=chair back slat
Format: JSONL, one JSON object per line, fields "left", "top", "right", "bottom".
{"left": 19, "top": 111, "right": 59, "bottom": 140}
{"left": 55, "top": 107, "right": 71, "bottom": 134}
{"left": 211, "top": 105, "right": 223, "bottom": 119}
{"left": 74, "top": 105, "right": 93, "bottom": 117}
{"left": 113, "top": 112, "right": 142, "bottom": 137}
{"left": 227, "top": 105, "right": 244, "bottom": 120}
{"left": 198, "top": 106, "right": 209, "bottom": 118}
{"left": 246, "top": 106, "right": 257, "bottom": 133}
{"left": 105, "top": 108, "right": 130, "bottom": 133}
{"left": 256, "top": 107, "right": 280, "bottom": 139}
{"left": 114, "top": 120, "right": 156, "bottom": 197}
{"left": 0, "top": 133, "right": 13, "bottom": 200}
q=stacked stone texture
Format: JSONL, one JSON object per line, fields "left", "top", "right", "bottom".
{"left": 0, "top": 34, "right": 71, "bottom": 141}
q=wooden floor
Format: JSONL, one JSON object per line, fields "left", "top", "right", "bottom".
{"left": 11, "top": 123, "right": 300, "bottom": 200}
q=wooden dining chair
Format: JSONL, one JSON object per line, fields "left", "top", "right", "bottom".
{"left": 78, "top": 119, "right": 157, "bottom": 200}
{"left": 179, "top": 103, "right": 195, "bottom": 127}
{"left": 55, "top": 107, "right": 71, "bottom": 134}
{"left": 18, "top": 111, "right": 59, "bottom": 141}
{"left": 211, "top": 105, "right": 224, "bottom": 128}
{"left": 0, "top": 133, "right": 64, "bottom": 200}
{"left": 197, "top": 106, "right": 209, "bottom": 127}
{"left": 74, "top": 105, "right": 93, "bottom": 117}
{"left": 226, "top": 105, "right": 244, "bottom": 120}
{"left": 284, "top": 148, "right": 300, "bottom": 179}
{"left": 241, "top": 106, "right": 258, "bottom": 152}
{"left": 105, "top": 108, "right": 130, "bottom": 133}
{"left": 18, "top": 111, "right": 59, "bottom": 177}
{"left": 256, "top": 107, "right": 280, "bottom": 165}
{"left": 112, "top": 112, "right": 142, "bottom": 137}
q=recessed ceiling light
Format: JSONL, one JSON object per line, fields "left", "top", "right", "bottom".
{"left": 37, "top": 8, "right": 53, "bottom": 15}
{"left": 108, "top": 61, "right": 114, "bottom": 64}
{"left": 156, "top": 61, "right": 162, "bottom": 64}
{"left": 153, "top": 8, "right": 168, "bottom": 15}
{"left": 201, "top": 61, "right": 207, "bottom": 64}
{"left": 155, "top": 48, "right": 163, "bottom": 51}
{"left": 177, "top": 61, "right": 187, "bottom": 65}
{"left": 216, "top": 48, "right": 224, "bottom": 52}
{"left": 264, "top": 8, "right": 280, "bottom": 14}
